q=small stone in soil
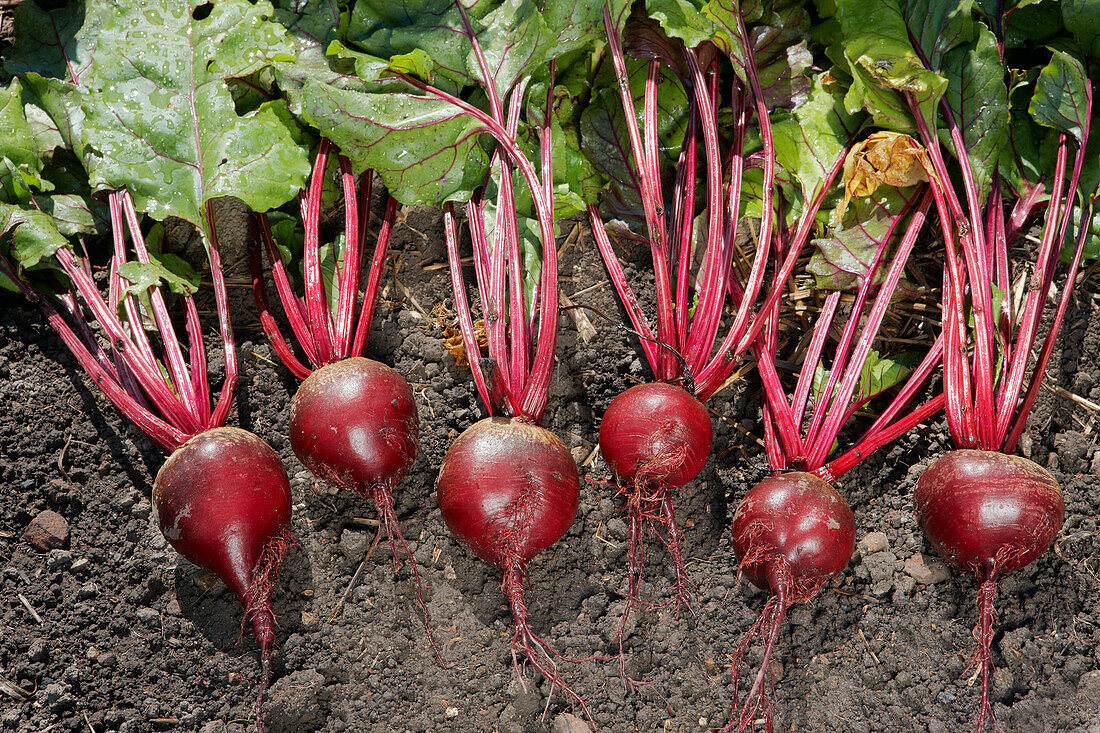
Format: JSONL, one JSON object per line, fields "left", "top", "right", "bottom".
{"left": 903, "top": 553, "right": 951, "bottom": 584}
{"left": 858, "top": 531, "right": 889, "bottom": 556}
{"left": 47, "top": 549, "right": 72, "bottom": 571}
{"left": 130, "top": 499, "right": 151, "bottom": 519}
{"left": 551, "top": 712, "right": 592, "bottom": 733}
{"left": 28, "top": 639, "right": 48, "bottom": 663}
{"left": 24, "top": 510, "right": 69, "bottom": 551}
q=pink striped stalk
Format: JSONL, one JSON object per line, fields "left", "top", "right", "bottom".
{"left": 593, "top": 3, "right": 781, "bottom": 401}
{"left": 252, "top": 139, "right": 398, "bottom": 375}
{"left": 3, "top": 189, "right": 237, "bottom": 454}
{"left": 902, "top": 80, "right": 1093, "bottom": 455}
{"left": 393, "top": 71, "right": 561, "bottom": 424}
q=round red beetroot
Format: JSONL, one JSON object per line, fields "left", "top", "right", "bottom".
{"left": 152, "top": 426, "right": 292, "bottom": 603}
{"left": 599, "top": 382, "right": 712, "bottom": 488}
{"left": 152, "top": 426, "right": 294, "bottom": 733}
{"left": 915, "top": 449, "right": 1064, "bottom": 579}
{"left": 436, "top": 417, "right": 579, "bottom": 569}
{"left": 289, "top": 357, "right": 418, "bottom": 494}
{"left": 732, "top": 472, "right": 855, "bottom": 593}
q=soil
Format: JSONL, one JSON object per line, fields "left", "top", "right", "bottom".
{"left": 1, "top": 203, "right": 1100, "bottom": 733}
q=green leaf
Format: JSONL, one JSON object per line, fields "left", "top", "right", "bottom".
{"left": 315, "top": 236, "right": 345, "bottom": 316}
{"left": 832, "top": 0, "right": 948, "bottom": 136}
{"left": 812, "top": 348, "right": 921, "bottom": 408}
{"left": 301, "top": 83, "right": 490, "bottom": 206}
{"left": 344, "top": 0, "right": 485, "bottom": 93}
{"left": 79, "top": 0, "right": 311, "bottom": 228}
{"left": 645, "top": 0, "right": 721, "bottom": 50}
{"left": 0, "top": 80, "right": 46, "bottom": 202}
{"left": 345, "top": 0, "right": 624, "bottom": 93}
{"left": 311, "top": 0, "right": 625, "bottom": 206}
{"left": 0, "top": 203, "right": 69, "bottom": 273}
{"left": 750, "top": 0, "right": 814, "bottom": 109}
{"left": 809, "top": 187, "right": 916, "bottom": 290}
{"left": 117, "top": 250, "right": 201, "bottom": 299}
{"left": 1063, "top": 0, "right": 1100, "bottom": 59}
{"left": 4, "top": 1, "right": 125, "bottom": 156}
{"left": 903, "top": 0, "right": 976, "bottom": 69}
{"left": 35, "top": 150, "right": 110, "bottom": 237}
{"left": 999, "top": 68, "right": 1059, "bottom": 196}
{"left": 1062, "top": 203, "right": 1100, "bottom": 263}
{"left": 270, "top": 0, "right": 368, "bottom": 116}
{"left": 772, "top": 72, "right": 865, "bottom": 204}
{"left": 1005, "top": 0, "right": 1068, "bottom": 48}
{"left": 939, "top": 24, "right": 1010, "bottom": 201}
{"left": 1028, "top": 49, "right": 1090, "bottom": 144}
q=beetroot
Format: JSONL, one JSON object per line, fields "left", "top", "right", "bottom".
{"left": 729, "top": 473, "right": 855, "bottom": 732}
{"left": 289, "top": 356, "right": 419, "bottom": 529}
{"left": 437, "top": 417, "right": 586, "bottom": 718}
{"left": 600, "top": 382, "right": 712, "bottom": 492}
{"left": 401, "top": 11, "right": 595, "bottom": 720}
{"left": 916, "top": 450, "right": 1064, "bottom": 579}
{"left": 915, "top": 449, "right": 1064, "bottom": 730}
{"left": 438, "top": 417, "right": 579, "bottom": 569}
{"left": 153, "top": 430, "right": 294, "bottom": 731}
{"left": 599, "top": 382, "right": 711, "bottom": 677}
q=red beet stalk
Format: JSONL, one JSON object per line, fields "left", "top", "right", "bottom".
{"left": 392, "top": 10, "right": 593, "bottom": 724}
{"left": 900, "top": 50, "right": 1094, "bottom": 731}
{"left": 2, "top": 190, "right": 293, "bottom": 732}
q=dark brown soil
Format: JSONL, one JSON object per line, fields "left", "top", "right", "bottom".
{"left": 2, "top": 205, "right": 1099, "bottom": 733}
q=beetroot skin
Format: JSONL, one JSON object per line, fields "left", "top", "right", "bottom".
{"left": 915, "top": 448, "right": 1064, "bottom": 579}
{"left": 599, "top": 382, "right": 712, "bottom": 488}
{"left": 732, "top": 471, "right": 855, "bottom": 594}
{"left": 289, "top": 356, "right": 419, "bottom": 494}
{"left": 437, "top": 416, "right": 579, "bottom": 569}
{"left": 152, "top": 426, "right": 294, "bottom": 732}
{"left": 152, "top": 426, "right": 293, "bottom": 605}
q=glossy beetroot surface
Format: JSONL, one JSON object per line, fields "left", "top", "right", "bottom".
{"left": 599, "top": 382, "right": 712, "bottom": 488}
{"left": 727, "top": 472, "right": 855, "bottom": 733}
{"left": 152, "top": 426, "right": 293, "bottom": 732}
{"left": 731, "top": 471, "right": 855, "bottom": 593}
{"left": 915, "top": 449, "right": 1064, "bottom": 579}
{"left": 153, "top": 426, "right": 293, "bottom": 604}
{"left": 437, "top": 417, "right": 579, "bottom": 569}
{"left": 289, "top": 357, "right": 419, "bottom": 493}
